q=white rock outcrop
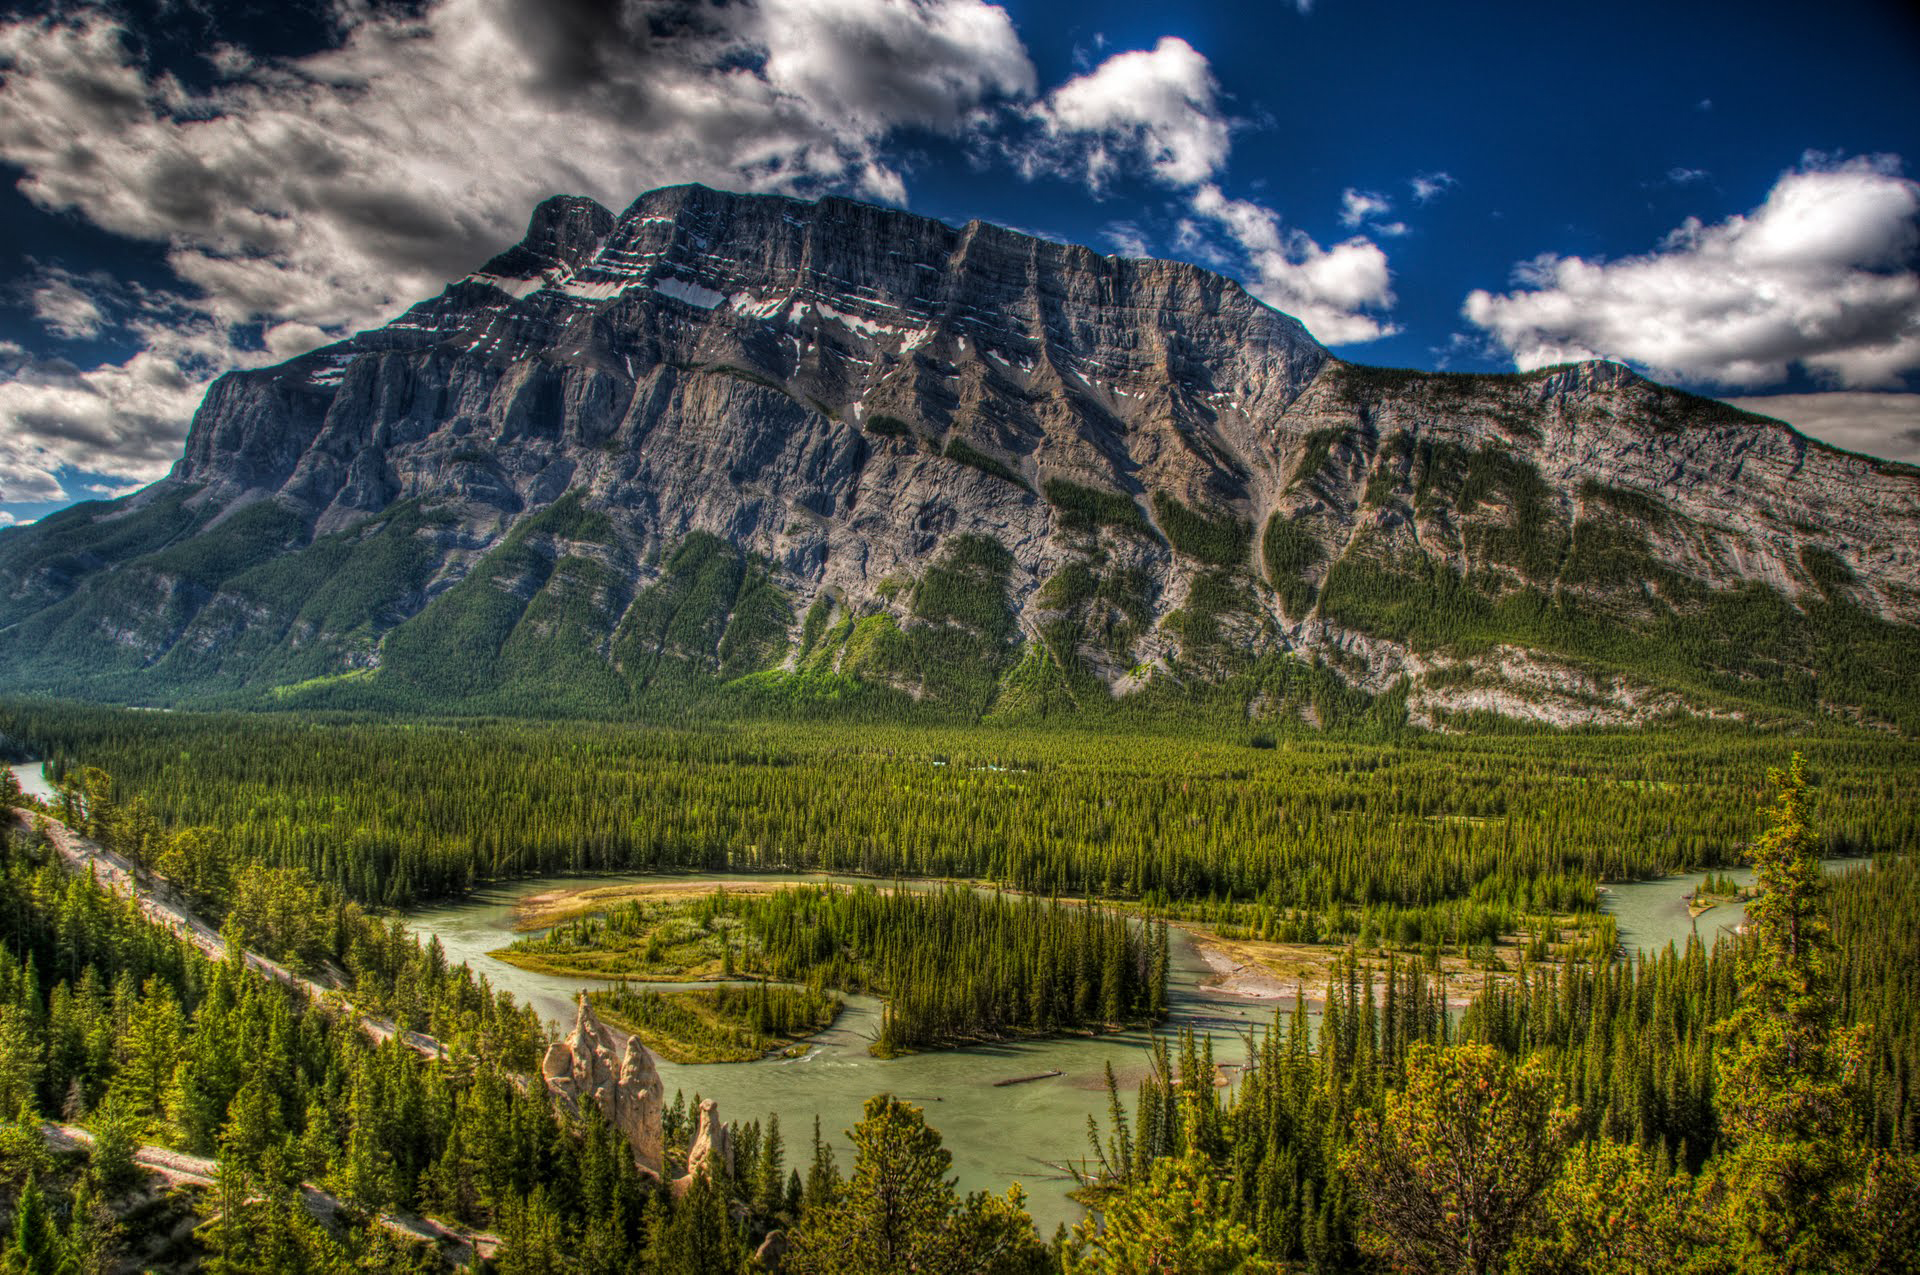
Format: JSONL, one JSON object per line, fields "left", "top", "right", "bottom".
{"left": 541, "top": 997, "right": 665, "bottom": 1177}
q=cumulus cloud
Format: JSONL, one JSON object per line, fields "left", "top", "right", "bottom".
{"left": 1720, "top": 391, "right": 1920, "bottom": 464}
{"left": 0, "top": 0, "right": 1039, "bottom": 487}
{"left": 28, "top": 269, "right": 111, "bottom": 340}
{"left": 1410, "top": 172, "right": 1455, "bottom": 203}
{"left": 1025, "top": 37, "right": 1230, "bottom": 189}
{"left": 1340, "top": 188, "right": 1392, "bottom": 227}
{"left": 1192, "top": 185, "right": 1398, "bottom": 344}
{"left": 1025, "top": 40, "right": 1398, "bottom": 343}
{"left": 1465, "top": 154, "right": 1920, "bottom": 388}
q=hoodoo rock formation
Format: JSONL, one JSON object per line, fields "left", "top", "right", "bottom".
{"left": 541, "top": 997, "right": 666, "bottom": 1177}
{"left": 674, "top": 1098, "right": 735, "bottom": 1198}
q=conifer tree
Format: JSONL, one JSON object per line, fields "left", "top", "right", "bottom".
{"left": 1341, "top": 1044, "right": 1576, "bottom": 1275}
{"left": 786, "top": 1095, "right": 1046, "bottom": 1275}
{"left": 4, "top": 1174, "right": 61, "bottom": 1275}
{"left": 1714, "top": 753, "right": 1868, "bottom": 1270}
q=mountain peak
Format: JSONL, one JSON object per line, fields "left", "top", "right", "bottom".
{"left": 476, "top": 193, "right": 617, "bottom": 283}
{"left": 4, "top": 186, "right": 1917, "bottom": 731}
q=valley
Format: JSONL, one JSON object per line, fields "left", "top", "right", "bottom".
{"left": 5, "top": 700, "right": 1916, "bottom": 1262}
{"left": 1, "top": 0, "right": 1913, "bottom": 1266}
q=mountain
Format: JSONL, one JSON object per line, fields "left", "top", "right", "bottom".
{"left": 3, "top": 184, "right": 1917, "bottom": 729}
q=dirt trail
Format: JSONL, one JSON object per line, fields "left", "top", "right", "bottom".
{"left": 10, "top": 808, "right": 445, "bottom": 1059}
{"left": 38, "top": 1123, "right": 499, "bottom": 1263}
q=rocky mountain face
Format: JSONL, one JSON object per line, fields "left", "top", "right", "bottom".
{"left": 2, "top": 183, "right": 1917, "bottom": 730}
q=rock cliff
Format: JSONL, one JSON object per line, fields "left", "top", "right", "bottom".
{"left": 1, "top": 183, "right": 1916, "bottom": 729}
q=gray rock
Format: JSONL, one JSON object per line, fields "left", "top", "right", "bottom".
{"left": 5, "top": 182, "right": 1916, "bottom": 726}
{"left": 541, "top": 997, "right": 665, "bottom": 1176}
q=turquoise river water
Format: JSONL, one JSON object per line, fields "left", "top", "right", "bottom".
{"left": 401, "top": 861, "right": 1853, "bottom": 1232}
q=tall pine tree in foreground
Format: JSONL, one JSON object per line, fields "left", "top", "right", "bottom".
{"left": 1712, "top": 753, "right": 1866, "bottom": 1271}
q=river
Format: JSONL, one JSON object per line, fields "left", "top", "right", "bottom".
{"left": 1601, "top": 857, "right": 1867, "bottom": 956}
{"left": 382, "top": 853, "right": 1871, "bottom": 1233}
{"left": 408, "top": 873, "right": 1280, "bottom": 1234}
{"left": 9, "top": 760, "right": 55, "bottom": 804}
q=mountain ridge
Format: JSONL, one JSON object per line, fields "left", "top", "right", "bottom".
{"left": 4, "top": 182, "right": 1918, "bottom": 731}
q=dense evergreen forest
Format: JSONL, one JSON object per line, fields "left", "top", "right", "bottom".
{"left": 589, "top": 984, "right": 842, "bottom": 1064}
{"left": 511, "top": 885, "right": 1171, "bottom": 1055}
{"left": 5, "top": 742, "right": 1918, "bottom": 1270}
{"left": 3, "top": 703, "right": 1915, "bottom": 918}
{"left": 1067, "top": 764, "right": 1920, "bottom": 1272}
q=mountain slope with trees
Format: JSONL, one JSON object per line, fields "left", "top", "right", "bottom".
{"left": 1, "top": 186, "right": 1915, "bottom": 730}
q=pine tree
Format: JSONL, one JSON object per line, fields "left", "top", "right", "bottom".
{"left": 5, "top": 1173, "right": 62, "bottom": 1275}
{"left": 1714, "top": 753, "right": 1869, "bottom": 1271}
{"left": 1341, "top": 1044, "right": 1576, "bottom": 1275}
{"left": 786, "top": 1095, "right": 1046, "bottom": 1274}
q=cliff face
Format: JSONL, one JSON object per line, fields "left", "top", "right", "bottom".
{"left": 2, "top": 184, "right": 1917, "bottom": 729}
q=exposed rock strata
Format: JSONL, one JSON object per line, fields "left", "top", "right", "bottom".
{"left": 1, "top": 183, "right": 1915, "bottom": 727}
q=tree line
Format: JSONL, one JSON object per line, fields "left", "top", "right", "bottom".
{"left": 515, "top": 884, "right": 1172, "bottom": 1056}
{"left": 5, "top": 703, "right": 1914, "bottom": 913}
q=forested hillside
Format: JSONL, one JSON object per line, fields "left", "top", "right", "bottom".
{"left": 5, "top": 704, "right": 1914, "bottom": 915}
{"left": 6, "top": 738, "right": 1918, "bottom": 1270}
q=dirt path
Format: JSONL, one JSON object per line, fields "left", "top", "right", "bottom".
{"left": 10, "top": 808, "right": 444, "bottom": 1059}
{"left": 38, "top": 1123, "right": 499, "bottom": 1263}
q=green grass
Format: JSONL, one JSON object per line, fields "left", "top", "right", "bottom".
{"left": 590, "top": 984, "right": 841, "bottom": 1063}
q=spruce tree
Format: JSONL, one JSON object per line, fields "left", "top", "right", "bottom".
{"left": 1714, "top": 753, "right": 1868, "bottom": 1271}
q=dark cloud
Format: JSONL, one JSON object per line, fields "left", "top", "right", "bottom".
{"left": 0, "top": 0, "right": 1048, "bottom": 488}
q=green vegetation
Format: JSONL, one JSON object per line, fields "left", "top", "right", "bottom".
{"left": 1042, "top": 479, "right": 1153, "bottom": 538}
{"left": 1261, "top": 514, "right": 1322, "bottom": 615}
{"left": 864, "top": 413, "right": 915, "bottom": 438}
{"left": 787, "top": 1095, "right": 1049, "bottom": 1273}
{"left": 591, "top": 983, "right": 842, "bottom": 1063}
{"left": 1318, "top": 544, "right": 1920, "bottom": 732}
{"left": 1150, "top": 492, "right": 1250, "bottom": 567}
{"left": 507, "top": 884, "right": 1170, "bottom": 1056}
{"left": 7, "top": 705, "right": 1915, "bottom": 915}
{"left": 0, "top": 810, "right": 645, "bottom": 1270}
{"left": 942, "top": 438, "right": 1031, "bottom": 490}
{"left": 1288, "top": 427, "right": 1351, "bottom": 490}
{"left": 5, "top": 698, "right": 1919, "bottom": 1269}
{"left": 1069, "top": 761, "right": 1920, "bottom": 1272}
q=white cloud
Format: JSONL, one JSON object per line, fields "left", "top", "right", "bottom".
{"left": 1464, "top": 154, "right": 1920, "bottom": 388}
{"left": 1340, "top": 188, "right": 1392, "bottom": 228}
{"left": 1192, "top": 185, "right": 1398, "bottom": 344}
{"left": 1024, "top": 41, "right": 1398, "bottom": 344}
{"left": 1101, "top": 221, "right": 1152, "bottom": 258}
{"left": 29, "top": 270, "right": 109, "bottom": 340}
{"left": 758, "top": 0, "right": 1033, "bottom": 136}
{"left": 1667, "top": 167, "right": 1710, "bottom": 186}
{"left": 0, "top": 0, "right": 1041, "bottom": 487}
{"left": 1410, "top": 172, "right": 1455, "bottom": 203}
{"left": 1720, "top": 391, "right": 1920, "bottom": 465}
{"left": 0, "top": 510, "right": 19, "bottom": 528}
{"left": 1026, "top": 37, "right": 1230, "bottom": 189}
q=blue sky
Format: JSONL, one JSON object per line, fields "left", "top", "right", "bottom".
{"left": 2, "top": 0, "right": 1918, "bottom": 527}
